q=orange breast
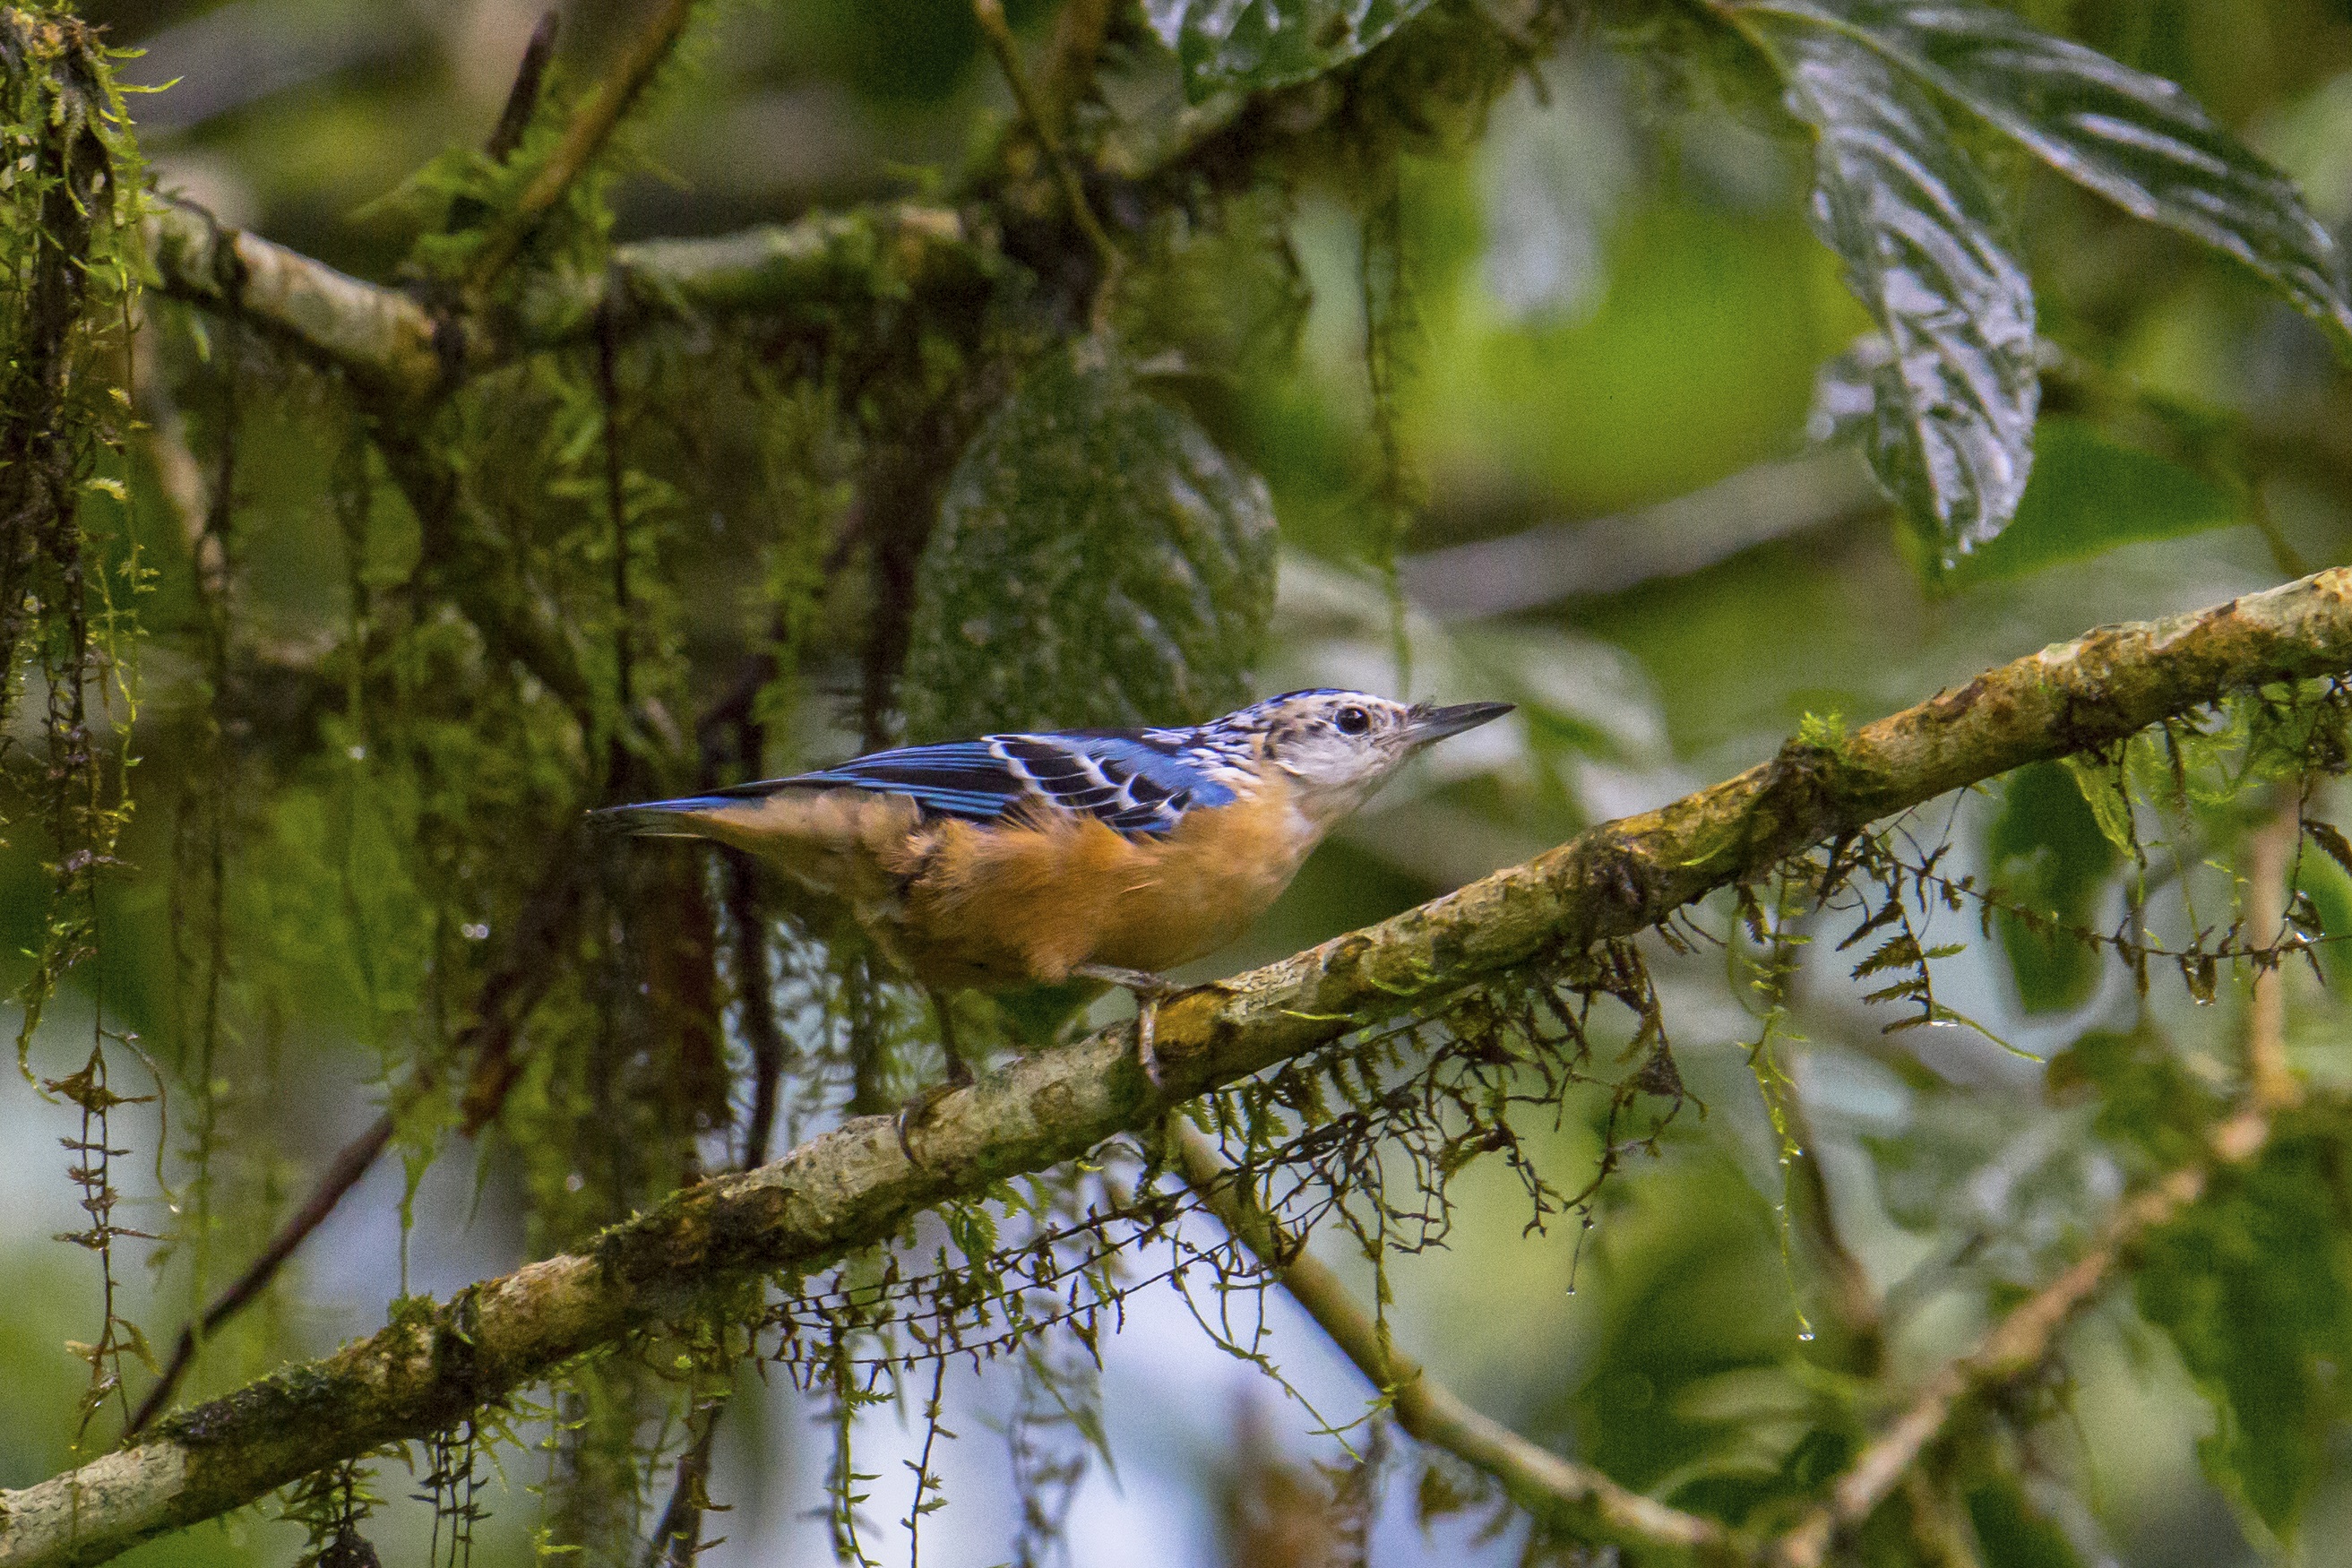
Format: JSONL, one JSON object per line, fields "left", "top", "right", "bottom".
{"left": 898, "top": 780, "right": 1319, "bottom": 988}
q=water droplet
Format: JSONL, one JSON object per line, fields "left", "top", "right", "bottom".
{"left": 1796, "top": 1330, "right": 1815, "bottom": 1343}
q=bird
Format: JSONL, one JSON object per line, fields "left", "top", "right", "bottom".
{"left": 599, "top": 689, "right": 1512, "bottom": 1097}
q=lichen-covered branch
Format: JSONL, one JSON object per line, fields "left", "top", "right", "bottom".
{"left": 7, "top": 570, "right": 2352, "bottom": 1568}
{"left": 144, "top": 197, "right": 985, "bottom": 408}
{"left": 1171, "top": 1124, "right": 1735, "bottom": 1560}
{"left": 144, "top": 200, "right": 450, "bottom": 406}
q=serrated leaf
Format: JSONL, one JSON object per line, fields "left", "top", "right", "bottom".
{"left": 1146, "top": 0, "right": 1436, "bottom": 102}
{"left": 1745, "top": 0, "right": 2352, "bottom": 352}
{"left": 2303, "top": 818, "right": 2352, "bottom": 884}
{"left": 902, "top": 344, "right": 1278, "bottom": 740}
{"left": 1850, "top": 932, "right": 1922, "bottom": 981}
{"left": 1747, "top": 17, "right": 2038, "bottom": 560}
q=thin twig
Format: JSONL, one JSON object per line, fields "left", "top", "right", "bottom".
{"left": 486, "top": 12, "right": 562, "bottom": 164}
{"left": 464, "top": 0, "right": 700, "bottom": 294}
{"left": 642, "top": 1400, "right": 726, "bottom": 1568}
{"left": 444, "top": 10, "right": 562, "bottom": 234}
{"left": 1039, "top": 0, "right": 1115, "bottom": 128}
{"left": 970, "top": 0, "right": 1120, "bottom": 280}
{"left": 126, "top": 1112, "right": 395, "bottom": 1438}
{"left": 1768, "top": 1158, "right": 2211, "bottom": 1568}
{"left": 1170, "top": 1124, "right": 1733, "bottom": 1556}
{"left": 2243, "top": 799, "right": 2305, "bottom": 1111}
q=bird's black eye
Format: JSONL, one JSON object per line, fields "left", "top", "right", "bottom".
{"left": 1335, "top": 706, "right": 1371, "bottom": 736}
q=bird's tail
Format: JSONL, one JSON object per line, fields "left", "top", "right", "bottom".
{"left": 588, "top": 797, "right": 735, "bottom": 838}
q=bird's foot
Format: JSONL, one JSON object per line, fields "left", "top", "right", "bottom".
{"left": 1073, "top": 963, "right": 1185, "bottom": 1089}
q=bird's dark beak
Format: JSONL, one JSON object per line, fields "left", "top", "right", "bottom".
{"left": 1405, "top": 701, "right": 1514, "bottom": 745}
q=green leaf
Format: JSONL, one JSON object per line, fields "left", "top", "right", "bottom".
{"left": 2044, "top": 1022, "right": 2214, "bottom": 1169}
{"left": 1984, "top": 760, "right": 2120, "bottom": 1013}
{"left": 1943, "top": 418, "right": 2239, "bottom": 586}
{"left": 2135, "top": 1125, "right": 2352, "bottom": 1543}
{"left": 1751, "top": 16, "right": 2038, "bottom": 562}
{"left": 1747, "top": 0, "right": 2352, "bottom": 353}
{"left": 2057, "top": 753, "right": 2135, "bottom": 860}
{"left": 1964, "top": 1470, "right": 2089, "bottom": 1568}
{"left": 902, "top": 342, "right": 1279, "bottom": 741}
{"left": 1146, "top": 0, "right": 1437, "bottom": 103}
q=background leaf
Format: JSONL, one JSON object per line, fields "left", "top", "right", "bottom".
{"left": 1984, "top": 758, "right": 2122, "bottom": 1013}
{"left": 1746, "top": 16, "right": 2039, "bottom": 560}
{"left": 901, "top": 343, "right": 1279, "bottom": 740}
{"left": 2134, "top": 1126, "right": 2352, "bottom": 1544}
{"left": 1145, "top": 0, "right": 1437, "bottom": 102}
{"left": 1944, "top": 417, "right": 2240, "bottom": 586}
{"left": 1740, "top": 0, "right": 2352, "bottom": 351}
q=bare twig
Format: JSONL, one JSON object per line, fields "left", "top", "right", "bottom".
{"left": 642, "top": 1401, "right": 726, "bottom": 1568}
{"left": 2243, "top": 800, "right": 2305, "bottom": 1111}
{"left": 125, "top": 1112, "right": 395, "bottom": 1439}
{"left": 485, "top": 11, "right": 562, "bottom": 165}
{"left": 11, "top": 570, "right": 2352, "bottom": 1567}
{"left": 1170, "top": 1124, "right": 1733, "bottom": 1557}
{"left": 1769, "top": 1158, "right": 2210, "bottom": 1568}
{"left": 1040, "top": 0, "right": 1115, "bottom": 128}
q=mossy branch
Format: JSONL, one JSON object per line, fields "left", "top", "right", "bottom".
{"left": 8, "top": 571, "right": 2352, "bottom": 1567}
{"left": 143, "top": 198, "right": 985, "bottom": 409}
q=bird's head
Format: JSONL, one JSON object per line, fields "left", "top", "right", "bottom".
{"left": 1219, "top": 689, "right": 1515, "bottom": 824}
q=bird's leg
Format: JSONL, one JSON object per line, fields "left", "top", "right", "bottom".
{"left": 896, "top": 987, "right": 974, "bottom": 1167}
{"left": 929, "top": 986, "right": 973, "bottom": 1088}
{"left": 1073, "top": 962, "right": 1184, "bottom": 1088}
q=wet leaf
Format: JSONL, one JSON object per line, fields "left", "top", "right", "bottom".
{"left": 902, "top": 343, "right": 1279, "bottom": 740}
{"left": 1753, "top": 19, "right": 2038, "bottom": 560}
{"left": 1145, "top": 0, "right": 1436, "bottom": 102}
{"left": 1744, "top": 0, "right": 2352, "bottom": 352}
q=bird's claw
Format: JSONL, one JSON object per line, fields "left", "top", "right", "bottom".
{"left": 894, "top": 1077, "right": 963, "bottom": 1167}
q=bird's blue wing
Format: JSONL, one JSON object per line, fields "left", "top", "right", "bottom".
{"left": 691, "top": 731, "right": 1236, "bottom": 837}
{"left": 992, "top": 733, "right": 1236, "bottom": 835}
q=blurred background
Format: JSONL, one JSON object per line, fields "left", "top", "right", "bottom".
{"left": 9, "top": 1, "right": 2352, "bottom": 1564}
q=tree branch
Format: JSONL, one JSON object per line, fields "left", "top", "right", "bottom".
{"left": 8, "top": 570, "right": 2352, "bottom": 1567}
{"left": 143, "top": 198, "right": 985, "bottom": 406}
{"left": 1169, "top": 1124, "right": 1734, "bottom": 1558}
